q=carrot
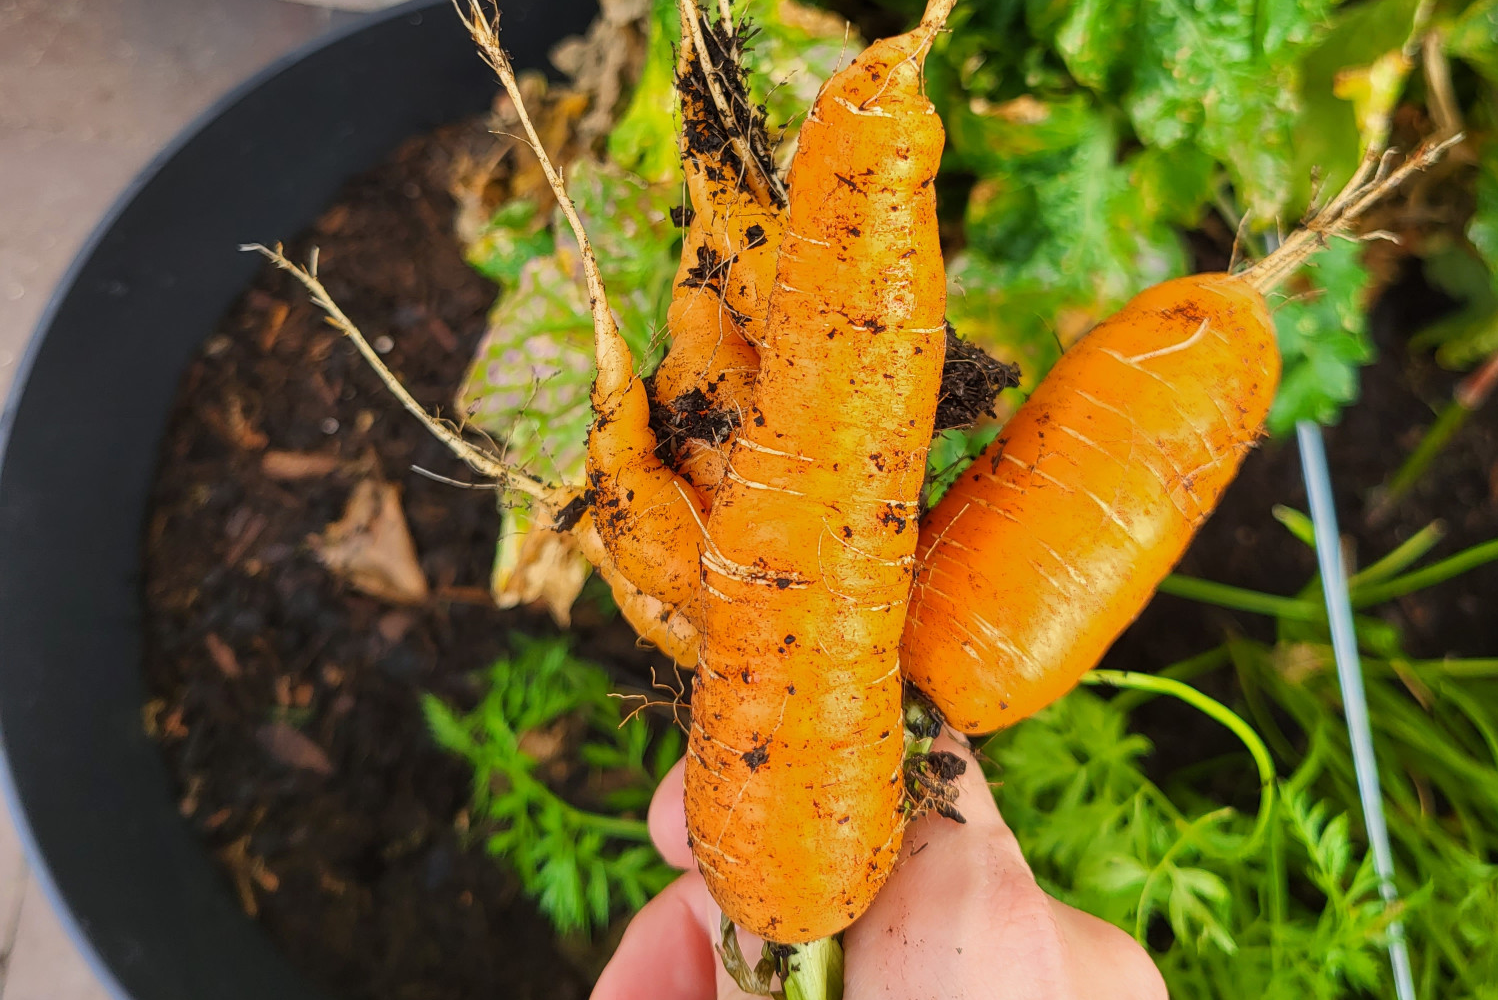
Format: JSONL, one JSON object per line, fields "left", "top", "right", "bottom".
{"left": 649, "top": 220, "right": 764, "bottom": 500}
{"left": 685, "top": 0, "right": 955, "bottom": 945}
{"left": 903, "top": 273, "right": 1277, "bottom": 732}
{"left": 264, "top": 5, "right": 741, "bottom": 671}
{"left": 902, "top": 139, "right": 1460, "bottom": 735}
{"left": 458, "top": 3, "right": 957, "bottom": 953}
{"left": 648, "top": 6, "right": 783, "bottom": 497}
{"left": 573, "top": 514, "right": 700, "bottom": 666}
{"left": 671, "top": 0, "right": 785, "bottom": 350}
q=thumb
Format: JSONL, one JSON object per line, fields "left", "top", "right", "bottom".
{"left": 648, "top": 756, "right": 693, "bottom": 869}
{"left": 591, "top": 871, "right": 768, "bottom": 1000}
{"left": 590, "top": 872, "right": 719, "bottom": 1000}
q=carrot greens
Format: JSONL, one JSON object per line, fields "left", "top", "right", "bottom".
{"left": 422, "top": 635, "right": 681, "bottom": 935}
{"left": 982, "top": 516, "right": 1498, "bottom": 998}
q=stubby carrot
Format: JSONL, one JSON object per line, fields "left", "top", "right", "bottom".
{"left": 902, "top": 140, "right": 1458, "bottom": 735}
{"left": 904, "top": 274, "right": 1277, "bottom": 732}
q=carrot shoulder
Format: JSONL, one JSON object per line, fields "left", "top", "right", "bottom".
{"left": 686, "top": 0, "right": 953, "bottom": 944}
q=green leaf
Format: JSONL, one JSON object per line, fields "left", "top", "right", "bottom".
{"left": 578, "top": 742, "right": 630, "bottom": 770}
{"left": 464, "top": 198, "right": 554, "bottom": 287}
{"left": 1291, "top": 0, "right": 1422, "bottom": 209}
{"left": 611, "top": 0, "right": 856, "bottom": 181}
{"left": 1267, "top": 237, "right": 1374, "bottom": 433}
{"left": 426, "top": 636, "right": 682, "bottom": 937}
{"left": 608, "top": 0, "right": 684, "bottom": 183}
{"left": 1415, "top": 238, "right": 1498, "bottom": 370}
{"left": 1082, "top": 852, "right": 1151, "bottom": 896}
{"left": 742, "top": 0, "right": 864, "bottom": 158}
{"left": 1122, "top": 0, "right": 1336, "bottom": 219}
{"left": 421, "top": 695, "right": 474, "bottom": 755}
{"left": 566, "top": 158, "right": 682, "bottom": 366}
{"left": 924, "top": 423, "right": 1001, "bottom": 506}
{"left": 1165, "top": 865, "right": 1236, "bottom": 953}
{"left": 457, "top": 158, "right": 680, "bottom": 486}
{"left": 456, "top": 252, "right": 595, "bottom": 483}
{"left": 947, "top": 109, "right": 1188, "bottom": 390}
{"left": 651, "top": 725, "right": 684, "bottom": 780}
{"left": 1051, "top": 0, "right": 1138, "bottom": 92}
{"left": 538, "top": 845, "right": 587, "bottom": 934}
{"left": 1449, "top": 0, "right": 1498, "bottom": 85}
{"left": 1128, "top": 143, "right": 1217, "bottom": 228}
{"left": 939, "top": 90, "right": 1101, "bottom": 176}
{"left": 586, "top": 857, "right": 612, "bottom": 929}
{"left": 1469, "top": 141, "right": 1498, "bottom": 276}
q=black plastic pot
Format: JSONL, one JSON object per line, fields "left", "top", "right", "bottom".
{"left": 0, "top": 2, "right": 593, "bottom": 997}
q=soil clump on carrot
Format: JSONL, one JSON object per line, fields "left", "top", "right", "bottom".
{"left": 141, "top": 122, "right": 668, "bottom": 1000}
{"left": 677, "top": 22, "right": 782, "bottom": 200}
{"left": 935, "top": 323, "right": 1020, "bottom": 431}
{"left": 646, "top": 381, "right": 742, "bottom": 461}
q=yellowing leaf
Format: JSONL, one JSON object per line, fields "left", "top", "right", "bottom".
{"left": 1331, "top": 47, "right": 1412, "bottom": 152}
{"left": 491, "top": 505, "right": 592, "bottom": 626}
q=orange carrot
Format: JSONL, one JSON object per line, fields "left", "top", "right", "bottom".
{"left": 573, "top": 515, "right": 700, "bottom": 666}
{"left": 685, "top": 0, "right": 954, "bottom": 944}
{"left": 649, "top": 7, "right": 782, "bottom": 498}
{"left": 904, "top": 273, "right": 1277, "bottom": 732}
{"left": 901, "top": 140, "right": 1457, "bottom": 735}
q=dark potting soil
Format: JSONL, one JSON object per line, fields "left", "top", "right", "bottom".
{"left": 142, "top": 122, "right": 669, "bottom": 1000}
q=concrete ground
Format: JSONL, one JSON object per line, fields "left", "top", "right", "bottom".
{"left": 0, "top": 3, "right": 397, "bottom": 994}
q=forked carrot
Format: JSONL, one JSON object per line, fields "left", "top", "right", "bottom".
{"left": 459, "top": 5, "right": 716, "bottom": 628}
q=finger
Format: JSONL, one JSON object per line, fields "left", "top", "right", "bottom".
{"left": 591, "top": 873, "right": 718, "bottom": 1000}
{"left": 1049, "top": 899, "right": 1167, "bottom": 1000}
{"left": 648, "top": 756, "right": 694, "bottom": 869}
{"left": 845, "top": 735, "right": 1072, "bottom": 998}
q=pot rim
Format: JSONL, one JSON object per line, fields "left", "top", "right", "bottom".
{"left": 0, "top": 1, "right": 519, "bottom": 996}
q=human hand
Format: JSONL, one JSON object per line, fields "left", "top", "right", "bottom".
{"left": 591, "top": 735, "right": 1167, "bottom": 1000}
